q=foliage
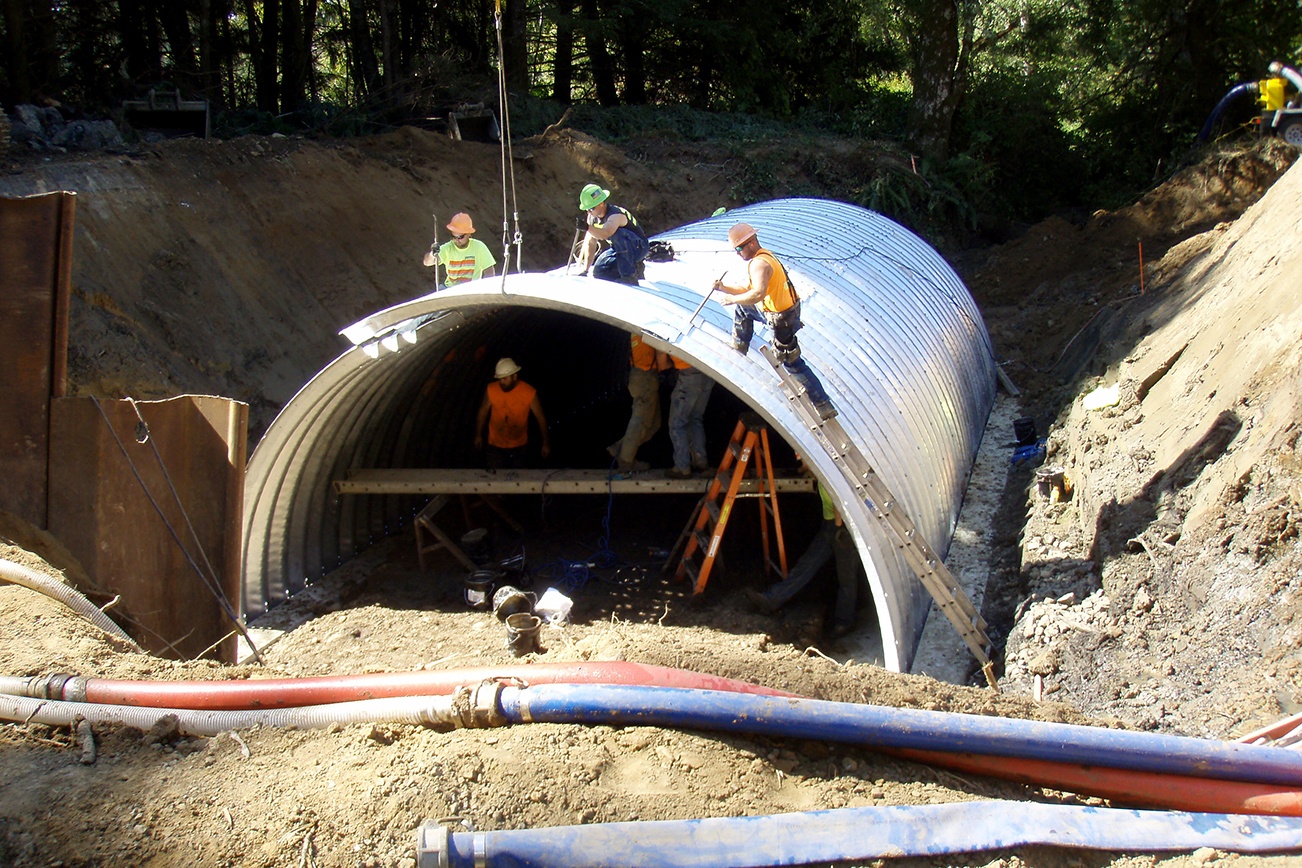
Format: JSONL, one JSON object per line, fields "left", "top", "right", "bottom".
{"left": 2, "top": 0, "right": 1300, "bottom": 235}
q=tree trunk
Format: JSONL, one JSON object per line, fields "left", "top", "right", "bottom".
{"left": 2, "top": 0, "right": 31, "bottom": 103}
{"left": 904, "top": 0, "right": 962, "bottom": 162}
{"left": 502, "top": 0, "right": 530, "bottom": 94}
{"left": 580, "top": 0, "right": 617, "bottom": 106}
{"left": 347, "top": 0, "right": 379, "bottom": 99}
{"left": 551, "top": 0, "right": 574, "bottom": 103}
{"left": 281, "top": 0, "right": 307, "bottom": 112}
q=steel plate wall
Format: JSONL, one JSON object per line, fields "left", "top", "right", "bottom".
{"left": 243, "top": 198, "right": 996, "bottom": 672}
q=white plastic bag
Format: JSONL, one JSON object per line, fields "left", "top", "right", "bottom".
{"left": 534, "top": 587, "right": 573, "bottom": 625}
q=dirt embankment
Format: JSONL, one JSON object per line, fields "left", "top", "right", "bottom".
{"left": 2, "top": 131, "right": 1302, "bottom": 867}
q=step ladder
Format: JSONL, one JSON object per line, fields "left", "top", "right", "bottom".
{"left": 758, "top": 346, "right": 998, "bottom": 689}
{"left": 671, "top": 412, "right": 789, "bottom": 597}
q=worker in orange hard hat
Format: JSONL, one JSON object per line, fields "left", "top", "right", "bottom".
{"left": 577, "top": 183, "right": 650, "bottom": 285}
{"left": 423, "top": 212, "right": 497, "bottom": 288}
{"left": 714, "top": 222, "right": 837, "bottom": 421}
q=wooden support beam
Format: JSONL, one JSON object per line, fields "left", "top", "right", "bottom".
{"left": 334, "top": 468, "right": 817, "bottom": 496}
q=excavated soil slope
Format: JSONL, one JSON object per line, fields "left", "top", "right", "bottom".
{"left": 1, "top": 130, "right": 1301, "bottom": 867}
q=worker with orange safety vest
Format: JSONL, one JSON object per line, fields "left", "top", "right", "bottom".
{"left": 714, "top": 222, "right": 837, "bottom": 422}
{"left": 474, "top": 357, "right": 550, "bottom": 469}
{"left": 664, "top": 353, "right": 715, "bottom": 479}
{"left": 423, "top": 212, "right": 497, "bottom": 288}
{"left": 606, "top": 333, "right": 670, "bottom": 474}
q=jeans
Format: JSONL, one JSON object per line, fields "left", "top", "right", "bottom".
{"left": 592, "top": 228, "right": 649, "bottom": 283}
{"left": 758, "top": 520, "right": 860, "bottom": 627}
{"left": 608, "top": 366, "right": 661, "bottom": 465}
{"left": 668, "top": 368, "right": 714, "bottom": 471}
{"left": 733, "top": 301, "right": 832, "bottom": 407}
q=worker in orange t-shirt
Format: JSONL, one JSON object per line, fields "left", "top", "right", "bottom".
{"left": 474, "top": 357, "right": 550, "bottom": 469}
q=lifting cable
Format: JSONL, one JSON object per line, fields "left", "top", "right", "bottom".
{"left": 493, "top": 0, "right": 524, "bottom": 286}
{"left": 92, "top": 398, "right": 264, "bottom": 664}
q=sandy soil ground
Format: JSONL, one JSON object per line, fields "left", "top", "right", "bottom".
{"left": 1, "top": 126, "right": 1301, "bottom": 867}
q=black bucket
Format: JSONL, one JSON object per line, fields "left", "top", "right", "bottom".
{"left": 1013, "top": 416, "right": 1038, "bottom": 447}
{"left": 464, "top": 568, "right": 502, "bottom": 610}
{"left": 460, "top": 528, "right": 492, "bottom": 565}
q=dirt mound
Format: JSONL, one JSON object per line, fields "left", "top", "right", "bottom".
{"left": 4, "top": 132, "right": 1302, "bottom": 866}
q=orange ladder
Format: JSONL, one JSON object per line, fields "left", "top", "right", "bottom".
{"left": 673, "top": 412, "right": 788, "bottom": 597}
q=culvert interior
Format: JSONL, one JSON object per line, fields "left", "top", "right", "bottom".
{"left": 243, "top": 199, "right": 997, "bottom": 673}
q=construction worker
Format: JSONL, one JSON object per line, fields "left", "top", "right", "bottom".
{"left": 606, "top": 333, "right": 670, "bottom": 474}
{"left": 714, "top": 222, "right": 837, "bottom": 421}
{"left": 577, "top": 183, "right": 649, "bottom": 285}
{"left": 746, "top": 465, "right": 861, "bottom": 640}
{"left": 423, "top": 212, "right": 497, "bottom": 288}
{"left": 665, "top": 354, "right": 714, "bottom": 479}
{"left": 474, "top": 358, "right": 550, "bottom": 469}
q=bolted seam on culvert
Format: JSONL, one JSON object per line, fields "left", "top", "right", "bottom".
{"left": 242, "top": 198, "right": 996, "bottom": 673}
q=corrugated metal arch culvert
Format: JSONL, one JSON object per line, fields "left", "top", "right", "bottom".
{"left": 242, "top": 198, "right": 997, "bottom": 673}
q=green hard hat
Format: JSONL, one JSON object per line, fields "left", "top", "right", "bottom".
{"left": 579, "top": 183, "right": 610, "bottom": 210}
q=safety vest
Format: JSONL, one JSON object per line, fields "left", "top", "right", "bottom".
{"left": 670, "top": 354, "right": 692, "bottom": 371}
{"left": 755, "top": 249, "right": 797, "bottom": 314}
{"left": 597, "top": 204, "right": 647, "bottom": 240}
{"left": 486, "top": 380, "right": 536, "bottom": 449}
{"left": 630, "top": 334, "right": 656, "bottom": 371}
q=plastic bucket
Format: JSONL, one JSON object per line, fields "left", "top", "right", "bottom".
{"left": 464, "top": 568, "right": 501, "bottom": 610}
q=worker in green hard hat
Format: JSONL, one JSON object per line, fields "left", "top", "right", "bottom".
{"left": 577, "top": 183, "right": 649, "bottom": 285}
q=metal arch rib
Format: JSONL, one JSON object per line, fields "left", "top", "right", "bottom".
{"left": 242, "top": 198, "right": 997, "bottom": 673}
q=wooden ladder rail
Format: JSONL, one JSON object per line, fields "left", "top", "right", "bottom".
{"left": 758, "top": 346, "right": 998, "bottom": 689}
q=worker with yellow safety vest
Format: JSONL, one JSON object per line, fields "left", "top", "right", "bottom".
{"left": 714, "top": 222, "right": 837, "bottom": 422}
{"left": 423, "top": 212, "right": 497, "bottom": 288}
{"left": 577, "top": 183, "right": 649, "bottom": 285}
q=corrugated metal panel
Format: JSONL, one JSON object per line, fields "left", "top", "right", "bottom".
{"left": 242, "top": 198, "right": 996, "bottom": 672}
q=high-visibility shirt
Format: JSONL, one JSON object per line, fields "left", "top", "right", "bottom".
{"left": 754, "top": 249, "right": 797, "bottom": 314}
{"left": 630, "top": 334, "right": 656, "bottom": 371}
{"left": 486, "top": 380, "right": 536, "bottom": 449}
{"left": 439, "top": 238, "right": 497, "bottom": 286}
{"left": 670, "top": 353, "right": 692, "bottom": 371}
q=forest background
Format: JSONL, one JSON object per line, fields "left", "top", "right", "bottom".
{"left": 2, "top": 0, "right": 1301, "bottom": 235}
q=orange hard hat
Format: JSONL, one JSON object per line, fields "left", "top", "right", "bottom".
{"left": 447, "top": 212, "right": 476, "bottom": 235}
{"left": 728, "top": 222, "right": 757, "bottom": 247}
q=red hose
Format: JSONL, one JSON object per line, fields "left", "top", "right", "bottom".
{"left": 893, "top": 748, "right": 1302, "bottom": 817}
{"left": 80, "top": 661, "right": 797, "bottom": 709}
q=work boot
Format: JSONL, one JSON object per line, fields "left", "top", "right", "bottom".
{"left": 814, "top": 400, "right": 838, "bottom": 422}
{"left": 828, "top": 622, "right": 855, "bottom": 640}
{"left": 731, "top": 337, "right": 749, "bottom": 353}
{"left": 665, "top": 466, "right": 693, "bottom": 479}
{"left": 745, "top": 588, "right": 776, "bottom": 616}
{"left": 617, "top": 459, "right": 650, "bottom": 473}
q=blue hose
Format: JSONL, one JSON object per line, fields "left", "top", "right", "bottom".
{"left": 499, "top": 684, "right": 1302, "bottom": 786}
{"left": 1198, "top": 81, "right": 1258, "bottom": 142}
{"left": 416, "top": 801, "right": 1302, "bottom": 867}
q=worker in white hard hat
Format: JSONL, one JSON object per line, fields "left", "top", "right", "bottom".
{"left": 577, "top": 183, "right": 649, "bottom": 285}
{"left": 474, "top": 357, "right": 550, "bottom": 469}
{"left": 714, "top": 222, "right": 837, "bottom": 421}
{"left": 423, "top": 212, "right": 496, "bottom": 288}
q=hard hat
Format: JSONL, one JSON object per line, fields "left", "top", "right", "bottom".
{"left": 494, "top": 357, "right": 522, "bottom": 379}
{"left": 447, "top": 212, "right": 476, "bottom": 235}
{"left": 579, "top": 183, "right": 610, "bottom": 210}
{"left": 728, "top": 222, "right": 757, "bottom": 247}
